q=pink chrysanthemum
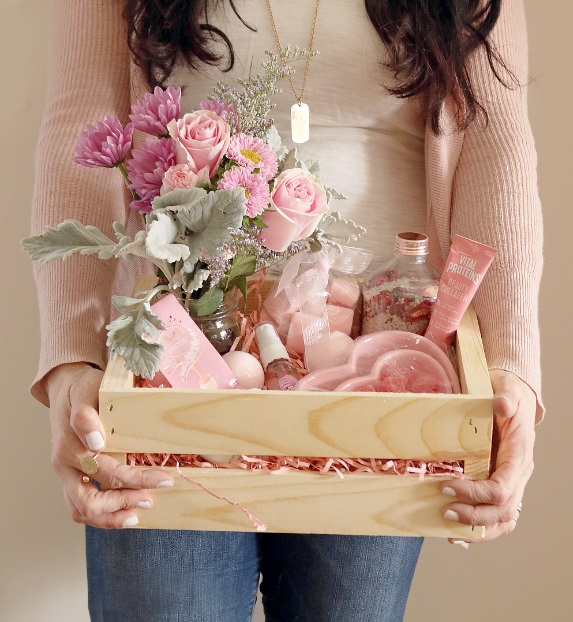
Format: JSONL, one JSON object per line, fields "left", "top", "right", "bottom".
{"left": 218, "top": 168, "right": 270, "bottom": 218}
{"left": 125, "top": 137, "right": 176, "bottom": 213}
{"left": 130, "top": 86, "right": 181, "bottom": 136}
{"left": 129, "top": 197, "right": 155, "bottom": 214}
{"left": 74, "top": 116, "right": 134, "bottom": 168}
{"left": 226, "top": 133, "right": 278, "bottom": 181}
{"left": 198, "top": 100, "right": 237, "bottom": 126}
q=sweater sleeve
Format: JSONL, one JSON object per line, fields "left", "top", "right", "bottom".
{"left": 450, "top": 0, "right": 544, "bottom": 421}
{"left": 30, "top": 0, "right": 132, "bottom": 406}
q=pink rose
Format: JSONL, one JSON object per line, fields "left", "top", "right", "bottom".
{"left": 258, "top": 169, "right": 329, "bottom": 252}
{"left": 167, "top": 110, "right": 230, "bottom": 177}
{"left": 160, "top": 163, "right": 210, "bottom": 195}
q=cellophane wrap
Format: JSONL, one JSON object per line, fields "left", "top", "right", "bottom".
{"left": 263, "top": 247, "right": 372, "bottom": 371}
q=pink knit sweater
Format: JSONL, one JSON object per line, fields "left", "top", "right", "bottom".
{"left": 30, "top": 0, "right": 544, "bottom": 421}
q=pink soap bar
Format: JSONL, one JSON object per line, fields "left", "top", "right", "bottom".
{"left": 286, "top": 311, "right": 322, "bottom": 354}
{"left": 263, "top": 289, "right": 296, "bottom": 324}
{"left": 326, "top": 304, "right": 354, "bottom": 335}
{"left": 260, "top": 308, "right": 290, "bottom": 341}
{"left": 149, "top": 293, "right": 238, "bottom": 389}
{"left": 327, "top": 277, "right": 360, "bottom": 309}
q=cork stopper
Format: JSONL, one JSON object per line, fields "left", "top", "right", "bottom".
{"left": 394, "top": 232, "right": 429, "bottom": 256}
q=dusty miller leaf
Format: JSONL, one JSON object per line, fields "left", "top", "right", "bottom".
{"left": 265, "top": 125, "right": 288, "bottom": 161}
{"left": 184, "top": 267, "right": 211, "bottom": 293}
{"left": 106, "top": 303, "right": 165, "bottom": 379}
{"left": 114, "top": 230, "right": 149, "bottom": 260}
{"left": 111, "top": 285, "right": 169, "bottom": 311}
{"left": 174, "top": 188, "right": 247, "bottom": 265}
{"left": 280, "top": 148, "right": 301, "bottom": 173}
{"left": 112, "top": 221, "right": 126, "bottom": 239}
{"left": 316, "top": 212, "right": 366, "bottom": 244}
{"left": 325, "top": 186, "right": 348, "bottom": 202}
{"left": 306, "top": 160, "right": 321, "bottom": 178}
{"left": 22, "top": 219, "right": 116, "bottom": 262}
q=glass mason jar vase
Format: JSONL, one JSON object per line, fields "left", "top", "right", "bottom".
{"left": 186, "top": 289, "right": 241, "bottom": 355}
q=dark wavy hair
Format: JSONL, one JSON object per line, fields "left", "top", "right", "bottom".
{"left": 123, "top": 0, "right": 513, "bottom": 134}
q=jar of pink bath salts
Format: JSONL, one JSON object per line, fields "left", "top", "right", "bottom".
{"left": 362, "top": 232, "right": 440, "bottom": 336}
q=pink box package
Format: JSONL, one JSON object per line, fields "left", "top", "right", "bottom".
{"left": 148, "top": 293, "right": 238, "bottom": 389}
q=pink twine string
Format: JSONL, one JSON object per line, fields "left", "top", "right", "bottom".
{"left": 175, "top": 462, "right": 267, "bottom": 532}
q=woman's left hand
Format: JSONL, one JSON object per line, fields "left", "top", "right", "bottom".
{"left": 441, "top": 368, "right": 537, "bottom": 544}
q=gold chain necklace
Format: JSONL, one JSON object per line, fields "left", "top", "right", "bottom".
{"left": 265, "top": 0, "right": 321, "bottom": 143}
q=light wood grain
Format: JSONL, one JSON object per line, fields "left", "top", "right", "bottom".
{"left": 456, "top": 305, "right": 493, "bottom": 397}
{"left": 100, "top": 388, "right": 492, "bottom": 462}
{"left": 132, "top": 468, "right": 485, "bottom": 540}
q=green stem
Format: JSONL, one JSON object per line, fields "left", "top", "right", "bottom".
{"left": 117, "top": 162, "right": 138, "bottom": 200}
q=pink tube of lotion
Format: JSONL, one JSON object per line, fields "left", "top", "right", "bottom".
{"left": 425, "top": 235, "right": 497, "bottom": 347}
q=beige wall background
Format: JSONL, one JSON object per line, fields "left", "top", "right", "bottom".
{"left": 1, "top": 1, "right": 571, "bottom": 620}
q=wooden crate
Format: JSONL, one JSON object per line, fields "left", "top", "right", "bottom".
{"left": 99, "top": 276, "right": 493, "bottom": 540}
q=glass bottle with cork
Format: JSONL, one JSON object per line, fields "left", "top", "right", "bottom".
{"left": 361, "top": 232, "right": 440, "bottom": 335}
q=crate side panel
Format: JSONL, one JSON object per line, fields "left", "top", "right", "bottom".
{"left": 100, "top": 356, "right": 133, "bottom": 391}
{"left": 456, "top": 306, "right": 493, "bottom": 397}
{"left": 100, "top": 390, "right": 492, "bottom": 464}
{"left": 132, "top": 468, "right": 484, "bottom": 540}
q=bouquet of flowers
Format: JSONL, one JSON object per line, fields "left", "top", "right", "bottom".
{"left": 23, "top": 49, "right": 364, "bottom": 379}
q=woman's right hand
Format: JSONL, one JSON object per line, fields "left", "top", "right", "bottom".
{"left": 45, "top": 362, "right": 174, "bottom": 529}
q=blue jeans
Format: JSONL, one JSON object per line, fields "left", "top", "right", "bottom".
{"left": 87, "top": 528, "right": 422, "bottom": 622}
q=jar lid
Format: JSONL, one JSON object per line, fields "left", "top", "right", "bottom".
{"left": 395, "top": 232, "right": 429, "bottom": 256}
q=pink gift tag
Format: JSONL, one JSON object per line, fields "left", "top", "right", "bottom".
{"left": 149, "top": 294, "right": 238, "bottom": 389}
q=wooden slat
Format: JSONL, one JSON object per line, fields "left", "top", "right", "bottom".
{"left": 456, "top": 305, "right": 493, "bottom": 397}
{"left": 132, "top": 468, "right": 485, "bottom": 540}
{"left": 100, "top": 356, "right": 133, "bottom": 391}
{"left": 100, "top": 389, "right": 492, "bottom": 461}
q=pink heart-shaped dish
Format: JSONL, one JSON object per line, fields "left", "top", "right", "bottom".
{"left": 333, "top": 349, "right": 454, "bottom": 394}
{"left": 295, "top": 330, "right": 460, "bottom": 393}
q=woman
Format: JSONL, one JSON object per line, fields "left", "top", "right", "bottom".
{"left": 32, "top": 1, "right": 542, "bottom": 620}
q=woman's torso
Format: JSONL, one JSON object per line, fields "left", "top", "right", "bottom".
{"left": 169, "top": 0, "right": 428, "bottom": 264}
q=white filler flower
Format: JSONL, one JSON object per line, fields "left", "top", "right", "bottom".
{"left": 145, "top": 213, "right": 190, "bottom": 262}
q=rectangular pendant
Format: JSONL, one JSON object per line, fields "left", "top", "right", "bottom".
{"left": 291, "top": 102, "right": 310, "bottom": 144}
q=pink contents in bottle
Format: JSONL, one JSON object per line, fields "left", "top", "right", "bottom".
{"left": 266, "top": 360, "right": 301, "bottom": 391}
{"left": 362, "top": 232, "right": 440, "bottom": 335}
{"left": 254, "top": 321, "right": 302, "bottom": 391}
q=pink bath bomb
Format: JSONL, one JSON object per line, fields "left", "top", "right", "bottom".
{"left": 329, "top": 331, "right": 355, "bottom": 367}
{"left": 222, "top": 351, "right": 265, "bottom": 390}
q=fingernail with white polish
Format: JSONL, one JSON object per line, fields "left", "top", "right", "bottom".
{"left": 158, "top": 480, "right": 174, "bottom": 488}
{"left": 123, "top": 516, "right": 139, "bottom": 528}
{"left": 86, "top": 431, "right": 105, "bottom": 451}
{"left": 442, "top": 486, "right": 456, "bottom": 497}
{"left": 136, "top": 501, "right": 151, "bottom": 509}
{"left": 444, "top": 510, "right": 460, "bottom": 522}
{"left": 453, "top": 540, "right": 470, "bottom": 549}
